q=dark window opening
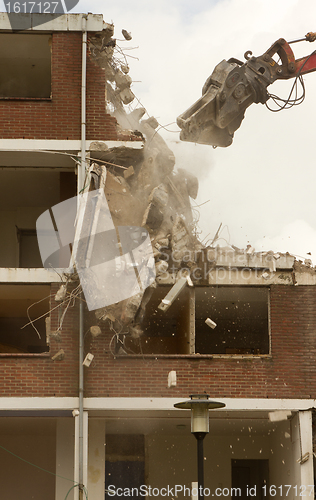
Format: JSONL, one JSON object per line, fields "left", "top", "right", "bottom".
{"left": 0, "top": 284, "right": 50, "bottom": 353}
{"left": 105, "top": 435, "right": 145, "bottom": 500}
{"left": 0, "top": 33, "right": 51, "bottom": 98}
{"left": 0, "top": 417, "right": 56, "bottom": 500}
{"left": 17, "top": 228, "right": 42, "bottom": 268}
{"left": 195, "top": 286, "right": 269, "bottom": 355}
{"left": 125, "top": 286, "right": 192, "bottom": 355}
{"left": 0, "top": 169, "right": 76, "bottom": 268}
{"left": 232, "top": 459, "right": 269, "bottom": 500}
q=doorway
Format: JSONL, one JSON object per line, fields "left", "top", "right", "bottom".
{"left": 231, "top": 459, "right": 269, "bottom": 500}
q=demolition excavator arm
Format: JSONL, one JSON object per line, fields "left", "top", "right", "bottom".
{"left": 177, "top": 32, "right": 316, "bottom": 147}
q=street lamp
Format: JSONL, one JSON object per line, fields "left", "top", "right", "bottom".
{"left": 174, "top": 395, "right": 225, "bottom": 500}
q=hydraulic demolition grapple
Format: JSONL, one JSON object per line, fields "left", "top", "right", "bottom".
{"left": 177, "top": 32, "right": 316, "bottom": 147}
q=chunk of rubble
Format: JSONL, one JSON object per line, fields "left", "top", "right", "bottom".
{"left": 158, "top": 277, "right": 188, "bottom": 312}
{"left": 124, "top": 166, "right": 135, "bottom": 180}
{"left": 90, "top": 326, "right": 102, "bottom": 338}
{"left": 55, "top": 284, "right": 67, "bottom": 302}
{"left": 171, "top": 216, "right": 192, "bottom": 263}
{"left": 155, "top": 260, "right": 168, "bottom": 276}
{"left": 120, "top": 88, "right": 135, "bottom": 105}
{"left": 89, "top": 141, "right": 109, "bottom": 151}
{"left": 134, "top": 282, "right": 156, "bottom": 325}
{"left": 115, "top": 70, "right": 133, "bottom": 90}
{"left": 121, "top": 292, "right": 144, "bottom": 325}
{"left": 142, "top": 202, "right": 164, "bottom": 231}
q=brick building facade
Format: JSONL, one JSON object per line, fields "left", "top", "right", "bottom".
{"left": 0, "top": 11, "right": 315, "bottom": 500}
{"left": 0, "top": 29, "right": 117, "bottom": 140}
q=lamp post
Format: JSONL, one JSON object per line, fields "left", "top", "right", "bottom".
{"left": 174, "top": 395, "right": 225, "bottom": 500}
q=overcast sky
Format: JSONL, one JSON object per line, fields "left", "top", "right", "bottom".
{"left": 8, "top": 0, "right": 316, "bottom": 260}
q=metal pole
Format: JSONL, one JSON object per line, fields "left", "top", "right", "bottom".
{"left": 79, "top": 14, "right": 87, "bottom": 500}
{"left": 79, "top": 299, "right": 84, "bottom": 499}
{"left": 80, "top": 15, "right": 87, "bottom": 195}
{"left": 174, "top": 396, "right": 225, "bottom": 500}
{"left": 195, "top": 433, "right": 206, "bottom": 500}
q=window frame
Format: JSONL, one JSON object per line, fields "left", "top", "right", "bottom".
{"left": 117, "top": 285, "right": 271, "bottom": 359}
{"left": 0, "top": 32, "right": 52, "bottom": 100}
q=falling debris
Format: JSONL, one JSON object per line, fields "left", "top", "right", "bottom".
{"left": 205, "top": 318, "right": 217, "bottom": 329}
{"left": 55, "top": 284, "right": 67, "bottom": 302}
{"left": 122, "top": 29, "right": 132, "bottom": 41}
{"left": 297, "top": 452, "right": 310, "bottom": 464}
{"left": 268, "top": 410, "right": 292, "bottom": 422}
{"left": 90, "top": 326, "right": 102, "bottom": 338}
{"left": 158, "top": 277, "right": 188, "bottom": 312}
{"left": 83, "top": 353, "right": 94, "bottom": 367}
{"left": 51, "top": 349, "right": 65, "bottom": 362}
{"left": 84, "top": 27, "right": 204, "bottom": 343}
{"left": 123, "top": 165, "right": 135, "bottom": 180}
{"left": 168, "top": 370, "right": 177, "bottom": 388}
{"left": 246, "top": 245, "right": 255, "bottom": 255}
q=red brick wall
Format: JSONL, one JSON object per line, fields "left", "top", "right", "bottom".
{"left": 0, "top": 32, "right": 117, "bottom": 141}
{"left": 84, "top": 285, "right": 316, "bottom": 399}
{"left": 1, "top": 285, "right": 316, "bottom": 399}
{"left": 0, "top": 284, "right": 79, "bottom": 397}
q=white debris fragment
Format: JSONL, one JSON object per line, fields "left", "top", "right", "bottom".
{"left": 168, "top": 370, "right": 177, "bottom": 388}
{"left": 55, "top": 284, "right": 67, "bottom": 302}
{"left": 186, "top": 275, "right": 193, "bottom": 287}
{"left": 246, "top": 245, "right": 255, "bottom": 255}
{"left": 205, "top": 318, "right": 217, "bottom": 329}
{"left": 158, "top": 277, "right": 187, "bottom": 312}
{"left": 83, "top": 353, "right": 94, "bottom": 367}
{"left": 268, "top": 410, "right": 292, "bottom": 422}
{"left": 297, "top": 452, "right": 310, "bottom": 464}
{"left": 45, "top": 316, "right": 51, "bottom": 343}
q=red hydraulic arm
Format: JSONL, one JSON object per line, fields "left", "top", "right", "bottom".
{"left": 261, "top": 33, "right": 316, "bottom": 79}
{"left": 177, "top": 32, "right": 316, "bottom": 147}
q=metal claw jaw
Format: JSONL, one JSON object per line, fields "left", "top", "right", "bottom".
{"left": 178, "top": 117, "right": 234, "bottom": 148}
{"left": 177, "top": 35, "right": 316, "bottom": 148}
{"left": 176, "top": 59, "right": 248, "bottom": 148}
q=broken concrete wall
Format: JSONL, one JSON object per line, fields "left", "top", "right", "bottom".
{"left": 87, "top": 25, "right": 202, "bottom": 346}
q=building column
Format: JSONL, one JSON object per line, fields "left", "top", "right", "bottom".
{"left": 74, "top": 411, "right": 88, "bottom": 500}
{"left": 88, "top": 419, "right": 106, "bottom": 499}
{"left": 55, "top": 418, "right": 75, "bottom": 500}
{"left": 291, "top": 410, "right": 314, "bottom": 489}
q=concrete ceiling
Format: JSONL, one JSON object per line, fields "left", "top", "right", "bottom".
{"left": 0, "top": 169, "right": 60, "bottom": 209}
{"left": 92, "top": 410, "right": 287, "bottom": 436}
